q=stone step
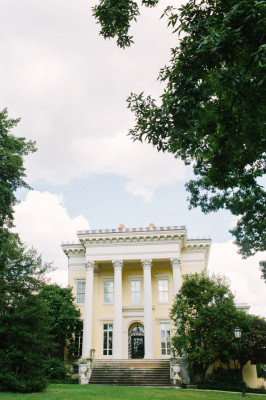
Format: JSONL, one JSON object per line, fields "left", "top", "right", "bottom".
{"left": 90, "top": 359, "right": 171, "bottom": 386}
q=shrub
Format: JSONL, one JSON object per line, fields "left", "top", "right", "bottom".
{"left": 197, "top": 367, "right": 246, "bottom": 392}
{"left": 0, "top": 367, "right": 48, "bottom": 393}
{"left": 44, "top": 358, "right": 71, "bottom": 383}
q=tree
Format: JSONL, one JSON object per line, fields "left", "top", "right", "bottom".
{"left": 39, "top": 284, "right": 82, "bottom": 360}
{"left": 0, "top": 235, "right": 52, "bottom": 392}
{"left": 0, "top": 109, "right": 52, "bottom": 392}
{"left": 170, "top": 272, "right": 240, "bottom": 381}
{"left": 92, "top": 0, "right": 266, "bottom": 267}
{"left": 0, "top": 108, "right": 36, "bottom": 230}
{"left": 235, "top": 313, "right": 266, "bottom": 370}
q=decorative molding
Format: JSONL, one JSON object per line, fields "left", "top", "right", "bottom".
{"left": 128, "top": 275, "right": 143, "bottom": 282}
{"left": 182, "top": 246, "right": 209, "bottom": 253}
{"left": 62, "top": 248, "right": 86, "bottom": 257}
{"left": 154, "top": 274, "right": 171, "bottom": 281}
{"left": 170, "top": 258, "right": 181, "bottom": 269}
{"left": 85, "top": 261, "right": 95, "bottom": 271}
{"left": 141, "top": 259, "right": 152, "bottom": 270}
{"left": 101, "top": 275, "right": 114, "bottom": 282}
{"left": 156, "top": 317, "right": 171, "bottom": 326}
{"left": 112, "top": 260, "right": 123, "bottom": 270}
{"left": 81, "top": 235, "right": 183, "bottom": 248}
{"left": 78, "top": 225, "right": 187, "bottom": 235}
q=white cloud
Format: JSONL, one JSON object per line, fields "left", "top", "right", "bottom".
{"left": 13, "top": 193, "right": 265, "bottom": 317}
{"left": 13, "top": 190, "right": 90, "bottom": 270}
{"left": 1, "top": 0, "right": 184, "bottom": 202}
{"left": 209, "top": 241, "right": 266, "bottom": 318}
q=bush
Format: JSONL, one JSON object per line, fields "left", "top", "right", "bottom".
{"left": 44, "top": 358, "right": 72, "bottom": 383}
{"left": 0, "top": 367, "right": 48, "bottom": 393}
{"left": 197, "top": 367, "right": 246, "bottom": 392}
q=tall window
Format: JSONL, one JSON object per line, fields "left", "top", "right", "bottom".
{"left": 103, "top": 324, "right": 113, "bottom": 355}
{"left": 104, "top": 281, "right": 114, "bottom": 304}
{"left": 74, "top": 330, "right": 83, "bottom": 358}
{"left": 160, "top": 323, "right": 171, "bottom": 356}
{"left": 77, "top": 281, "right": 85, "bottom": 304}
{"left": 158, "top": 279, "right": 169, "bottom": 303}
{"left": 131, "top": 280, "right": 141, "bottom": 303}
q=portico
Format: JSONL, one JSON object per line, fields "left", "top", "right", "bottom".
{"left": 62, "top": 225, "right": 211, "bottom": 361}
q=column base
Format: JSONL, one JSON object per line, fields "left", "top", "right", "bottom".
{"left": 144, "top": 355, "right": 155, "bottom": 359}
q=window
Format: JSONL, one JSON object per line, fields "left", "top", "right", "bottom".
{"left": 104, "top": 281, "right": 114, "bottom": 304}
{"left": 131, "top": 280, "right": 141, "bottom": 304}
{"left": 73, "top": 364, "right": 79, "bottom": 374}
{"left": 74, "top": 330, "right": 83, "bottom": 357}
{"left": 158, "top": 279, "right": 169, "bottom": 303}
{"left": 77, "top": 281, "right": 85, "bottom": 304}
{"left": 160, "top": 323, "right": 171, "bottom": 356}
{"left": 103, "top": 324, "right": 113, "bottom": 355}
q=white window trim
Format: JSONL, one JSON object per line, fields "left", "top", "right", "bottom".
{"left": 160, "top": 321, "right": 172, "bottom": 358}
{"left": 101, "top": 276, "right": 114, "bottom": 305}
{"left": 155, "top": 274, "right": 171, "bottom": 305}
{"left": 128, "top": 275, "right": 142, "bottom": 305}
{"left": 75, "top": 278, "right": 85, "bottom": 305}
{"left": 102, "top": 320, "right": 113, "bottom": 358}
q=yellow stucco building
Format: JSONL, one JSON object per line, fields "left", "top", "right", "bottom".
{"left": 62, "top": 224, "right": 257, "bottom": 387}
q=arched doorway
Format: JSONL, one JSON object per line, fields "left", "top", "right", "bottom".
{"left": 128, "top": 322, "right": 144, "bottom": 359}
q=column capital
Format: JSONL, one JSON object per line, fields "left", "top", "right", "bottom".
{"left": 85, "top": 261, "right": 95, "bottom": 271}
{"left": 170, "top": 257, "right": 181, "bottom": 269}
{"left": 112, "top": 259, "right": 123, "bottom": 271}
{"left": 141, "top": 259, "right": 152, "bottom": 270}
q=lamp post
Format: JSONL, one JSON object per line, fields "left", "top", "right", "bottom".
{"left": 234, "top": 327, "right": 246, "bottom": 397}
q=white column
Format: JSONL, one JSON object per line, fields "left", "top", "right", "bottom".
{"left": 82, "top": 261, "right": 95, "bottom": 358}
{"left": 170, "top": 257, "right": 182, "bottom": 296}
{"left": 141, "top": 259, "right": 154, "bottom": 359}
{"left": 113, "top": 259, "right": 123, "bottom": 359}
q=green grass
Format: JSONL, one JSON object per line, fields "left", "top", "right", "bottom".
{"left": 0, "top": 385, "right": 265, "bottom": 400}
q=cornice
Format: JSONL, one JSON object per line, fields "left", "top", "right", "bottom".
{"left": 61, "top": 244, "right": 85, "bottom": 257}
{"left": 79, "top": 234, "right": 184, "bottom": 248}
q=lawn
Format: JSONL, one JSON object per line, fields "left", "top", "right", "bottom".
{"left": 0, "top": 385, "right": 265, "bottom": 400}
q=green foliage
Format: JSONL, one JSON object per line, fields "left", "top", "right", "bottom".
{"left": 0, "top": 235, "right": 52, "bottom": 393}
{"left": 0, "top": 108, "right": 36, "bottom": 230}
{"left": 92, "top": 0, "right": 159, "bottom": 48}
{"left": 39, "top": 284, "right": 82, "bottom": 360}
{"left": 197, "top": 367, "right": 245, "bottom": 392}
{"left": 260, "top": 261, "right": 266, "bottom": 282}
{"left": 170, "top": 272, "right": 266, "bottom": 383}
{"left": 257, "top": 364, "right": 266, "bottom": 379}
{"left": 170, "top": 272, "right": 239, "bottom": 380}
{"left": 43, "top": 358, "right": 72, "bottom": 383}
{"left": 92, "top": 0, "right": 266, "bottom": 269}
{"left": 236, "top": 313, "right": 266, "bottom": 368}
{"left": 0, "top": 111, "right": 51, "bottom": 393}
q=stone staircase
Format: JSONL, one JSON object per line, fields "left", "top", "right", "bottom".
{"left": 89, "top": 359, "right": 171, "bottom": 386}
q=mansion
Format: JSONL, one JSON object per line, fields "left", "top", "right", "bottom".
{"left": 62, "top": 224, "right": 211, "bottom": 361}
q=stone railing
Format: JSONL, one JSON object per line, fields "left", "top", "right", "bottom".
{"left": 79, "top": 349, "right": 95, "bottom": 384}
{"left": 170, "top": 356, "right": 191, "bottom": 386}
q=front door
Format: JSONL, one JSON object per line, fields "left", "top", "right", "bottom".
{"left": 131, "top": 336, "right": 144, "bottom": 359}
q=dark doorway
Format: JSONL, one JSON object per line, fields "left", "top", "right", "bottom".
{"left": 131, "top": 336, "right": 144, "bottom": 359}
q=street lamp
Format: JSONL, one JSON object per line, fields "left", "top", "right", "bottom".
{"left": 234, "top": 327, "right": 246, "bottom": 397}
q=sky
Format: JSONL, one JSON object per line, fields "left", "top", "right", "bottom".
{"left": 1, "top": 0, "right": 265, "bottom": 317}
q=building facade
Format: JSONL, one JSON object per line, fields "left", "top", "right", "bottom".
{"left": 62, "top": 225, "right": 211, "bottom": 361}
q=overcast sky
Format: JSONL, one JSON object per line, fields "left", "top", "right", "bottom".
{"left": 1, "top": 0, "right": 265, "bottom": 317}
